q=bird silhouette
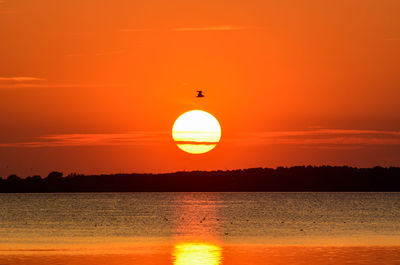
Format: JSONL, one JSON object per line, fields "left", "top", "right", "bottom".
{"left": 196, "top": 90, "right": 204, "bottom": 97}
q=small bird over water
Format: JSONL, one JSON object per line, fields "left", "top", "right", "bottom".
{"left": 196, "top": 90, "right": 204, "bottom": 98}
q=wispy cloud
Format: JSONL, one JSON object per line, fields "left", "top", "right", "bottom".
{"left": 0, "top": 0, "right": 18, "bottom": 15}
{"left": 0, "top": 132, "right": 168, "bottom": 148}
{"left": 0, "top": 83, "right": 123, "bottom": 90}
{"left": 172, "top": 25, "right": 254, "bottom": 32}
{"left": 0, "top": 76, "right": 46, "bottom": 82}
{"left": 235, "top": 129, "right": 400, "bottom": 149}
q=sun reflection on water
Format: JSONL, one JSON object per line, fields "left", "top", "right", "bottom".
{"left": 171, "top": 194, "right": 223, "bottom": 265}
{"left": 173, "top": 242, "right": 222, "bottom": 265}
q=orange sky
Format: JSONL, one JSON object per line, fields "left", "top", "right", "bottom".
{"left": 1, "top": 0, "right": 400, "bottom": 177}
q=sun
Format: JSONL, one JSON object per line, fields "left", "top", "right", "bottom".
{"left": 172, "top": 110, "right": 221, "bottom": 154}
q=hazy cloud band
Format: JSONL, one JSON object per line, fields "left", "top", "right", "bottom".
{"left": 0, "top": 77, "right": 46, "bottom": 82}
{"left": 1, "top": 129, "right": 400, "bottom": 148}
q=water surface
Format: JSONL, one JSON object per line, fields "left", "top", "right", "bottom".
{"left": 0, "top": 192, "right": 399, "bottom": 264}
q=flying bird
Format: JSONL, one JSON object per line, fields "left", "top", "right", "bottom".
{"left": 196, "top": 90, "right": 204, "bottom": 98}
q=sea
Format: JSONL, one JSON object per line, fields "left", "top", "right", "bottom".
{"left": 0, "top": 192, "right": 399, "bottom": 264}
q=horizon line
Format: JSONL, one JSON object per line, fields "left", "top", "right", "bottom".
{"left": 3, "top": 165, "right": 398, "bottom": 179}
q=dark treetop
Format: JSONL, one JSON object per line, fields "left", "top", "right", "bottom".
{"left": 1, "top": 166, "right": 400, "bottom": 192}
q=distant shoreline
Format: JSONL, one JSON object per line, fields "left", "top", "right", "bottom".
{"left": 1, "top": 166, "right": 400, "bottom": 192}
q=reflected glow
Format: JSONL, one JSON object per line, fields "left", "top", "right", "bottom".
{"left": 173, "top": 243, "right": 222, "bottom": 265}
{"left": 172, "top": 110, "right": 221, "bottom": 154}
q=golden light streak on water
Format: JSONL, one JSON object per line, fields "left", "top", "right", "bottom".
{"left": 173, "top": 243, "right": 222, "bottom": 265}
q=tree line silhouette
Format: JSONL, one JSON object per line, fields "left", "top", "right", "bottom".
{"left": 1, "top": 166, "right": 400, "bottom": 192}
